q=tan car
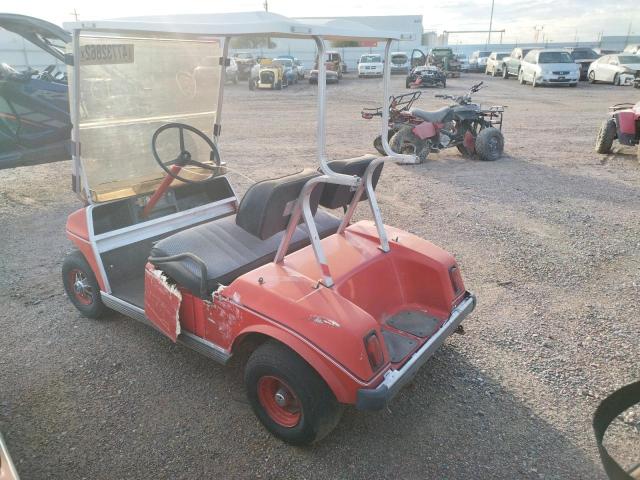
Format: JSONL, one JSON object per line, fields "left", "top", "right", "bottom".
{"left": 485, "top": 52, "right": 510, "bottom": 76}
{"left": 0, "top": 432, "right": 19, "bottom": 480}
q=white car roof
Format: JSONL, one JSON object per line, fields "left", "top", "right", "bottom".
{"left": 64, "top": 11, "right": 407, "bottom": 40}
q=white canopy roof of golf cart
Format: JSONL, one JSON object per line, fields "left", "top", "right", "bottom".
{"left": 64, "top": 11, "right": 408, "bottom": 40}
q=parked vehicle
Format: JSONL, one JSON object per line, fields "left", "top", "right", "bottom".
{"left": 595, "top": 102, "right": 640, "bottom": 159}
{"left": 427, "top": 48, "right": 461, "bottom": 77}
{"left": 469, "top": 51, "right": 491, "bottom": 72}
{"left": 362, "top": 82, "right": 505, "bottom": 163}
{"left": 0, "top": 432, "right": 19, "bottom": 480}
{"left": 623, "top": 44, "right": 640, "bottom": 55}
{"left": 485, "top": 52, "right": 510, "bottom": 76}
{"left": 0, "top": 14, "right": 71, "bottom": 169}
{"left": 294, "top": 59, "right": 306, "bottom": 79}
{"left": 233, "top": 52, "right": 256, "bottom": 80}
{"left": 501, "top": 47, "right": 532, "bottom": 79}
{"left": 273, "top": 58, "right": 298, "bottom": 84}
{"left": 390, "top": 52, "right": 410, "bottom": 74}
{"left": 309, "top": 51, "right": 343, "bottom": 84}
{"left": 274, "top": 55, "right": 303, "bottom": 80}
{"left": 60, "top": 12, "right": 475, "bottom": 445}
{"left": 519, "top": 49, "right": 580, "bottom": 87}
{"left": 405, "top": 65, "right": 446, "bottom": 88}
{"left": 357, "top": 54, "right": 384, "bottom": 78}
{"left": 226, "top": 58, "right": 239, "bottom": 83}
{"left": 456, "top": 53, "right": 470, "bottom": 72}
{"left": 250, "top": 59, "right": 288, "bottom": 90}
{"left": 564, "top": 47, "right": 600, "bottom": 80}
{"left": 634, "top": 71, "right": 640, "bottom": 89}
{"left": 587, "top": 54, "right": 640, "bottom": 85}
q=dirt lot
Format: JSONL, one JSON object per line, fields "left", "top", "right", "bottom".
{"left": 1, "top": 72, "right": 639, "bottom": 479}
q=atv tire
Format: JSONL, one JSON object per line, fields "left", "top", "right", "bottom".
{"left": 595, "top": 119, "right": 616, "bottom": 154}
{"left": 390, "top": 127, "right": 429, "bottom": 163}
{"left": 245, "top": 340, "right": 343, "bottom": 445}
{"left": 373, "top": 129, "right": 396, "bottom": 155}
{"left": 475, "top": 127, "right": 504, "bottom": 161}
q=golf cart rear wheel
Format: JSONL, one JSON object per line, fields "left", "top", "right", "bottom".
{"left": 245, "top": 340, "right": 343, "bottom": 445}
{"left": 595, "top": 119, "right": 616, "bottom": 154}
{"left": 475, "top": 127, "right": 504, "bottom": 161}
{"left": 62, "top": 250, "right": 107, "bottom": 319}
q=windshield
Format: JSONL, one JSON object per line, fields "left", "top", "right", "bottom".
{"left": 391, "top": 55, "right": 407, "bottom": 64}
{"left": 539, "top": 51, "right": 573, "bottom": 63}
{"left": 618, "top": 55, "right": 640, "bottom": 64}
{"left": 361, "top": 55, "right": 382, "bottom": 63}
{"left": 479, "top": 51, "right": 491, "bottom": 58}
{"left": 74, "top": 33, "right": 222, "bottom": 202}
{"left": 570, "top": 49, "right": 599, "bottom": 60}
{"left": 274, "top": 59, "right": 293, "bottom": 67}
{"left": 496, "top": 53, "right": 509, "bottom": 60}
{"left": 235, "top": 52, "right": 252, "bottom": 59}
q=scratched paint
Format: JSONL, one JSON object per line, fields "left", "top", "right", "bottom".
{"left": 310, "top": 315, "right": 341, "bottom": 328}
{"left": 145, "top": 265, "right": 182, "bottom": 341}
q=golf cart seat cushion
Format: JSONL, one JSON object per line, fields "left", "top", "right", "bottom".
{"left": 319, "top": 155, "right": 383, "bottom": 209}
{"left": 236, "top": 168, "right": 323, "bottom": 240}
{"left": 410, "top": 106, "right": 450, "bottom": 123}
{"left": 149, "top": 210, "right": 340, "bottom": 296}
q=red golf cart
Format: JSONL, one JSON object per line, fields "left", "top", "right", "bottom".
{"left": 61, "top": 12, "right": 475, "bottom": 444}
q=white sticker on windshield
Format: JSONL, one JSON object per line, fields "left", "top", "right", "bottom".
{"left": 80, "top": 44, "right": 134, "bottom": 65}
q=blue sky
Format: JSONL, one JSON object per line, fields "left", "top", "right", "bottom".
{"left": 3, "top": 0, "right": 639, "bottom": 43}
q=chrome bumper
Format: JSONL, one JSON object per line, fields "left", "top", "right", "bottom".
{"left": 356, "top": 293, "right": 476, "bottom": 410}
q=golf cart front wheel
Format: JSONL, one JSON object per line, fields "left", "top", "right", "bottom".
{"left": 245, "top": 340, "right": 343, "bottom": 445}
{"left": 62, "top": 250, "right": 107, "bottom": 318}
{"left": 475, "top": 127, "right": 504, "bottom": 161}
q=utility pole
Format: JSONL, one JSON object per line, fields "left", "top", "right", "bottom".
{"left": 263, "top": 0, "right": 268, "bottom": 12}
{"left": 70, "top": 8, "right": 79, "bottom": 21}
{"left": 487, "top": 0, "right": 495, "bottom": 47}
{"left": 625, "top": 21, "right": 632, "bottom": 47}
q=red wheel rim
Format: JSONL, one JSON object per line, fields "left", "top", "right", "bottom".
{"left": 67, "top": 268, "right": 93, "bottom": 305}
{"left": 256, "top": 376, "right": 301, "bottom": 428}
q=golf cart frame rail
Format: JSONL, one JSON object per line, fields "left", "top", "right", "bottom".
{"left": 66, "top": 14, "right": 415, "bottom": 288}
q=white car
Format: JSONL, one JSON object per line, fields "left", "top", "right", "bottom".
{"left": 519, "top": 49, "right": 580, "bottom": 87}
{"left": 485, "top": 52, "right": 510, "bottom": 76}
{"left": 623, "top": 44, "right": 640, "bottom": 55}
{"left": 588, "top": 54, "right": 640, "bottom": 85}
{"left": 225, "top": 57, "right": 238, "bottom": 83}
{"left": 358, "top": 54, "right": 384, "bottom": 78}
{"left": 469, "top": 51, "right": 491, "bottom": 71}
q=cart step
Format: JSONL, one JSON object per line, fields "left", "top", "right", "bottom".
{"left": 386, "top": 310, "right": 440, "bottom": 338}
{"left": 381, "top": 330, "right": 418, "bottom": 363}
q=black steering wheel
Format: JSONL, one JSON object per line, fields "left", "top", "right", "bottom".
{"left": 151, "top": 123, "right": 221, "bottom": 184}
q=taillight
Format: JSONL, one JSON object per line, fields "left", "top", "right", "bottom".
{"left": 449, "top": 265, "right": 464, "bottom": 296}
{"left": 364, "top": 332, "right": 384, "bottom": 371}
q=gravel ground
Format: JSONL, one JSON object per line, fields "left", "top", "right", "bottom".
{"left": 0, "top": 72, "right": 639, "bottom": 479}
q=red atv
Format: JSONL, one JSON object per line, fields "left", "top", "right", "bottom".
{"left": 595, "top": 101, "right": 640, "bottom": 159}
{"left": 363, "top": 83, "right": 505, "bottom": 163}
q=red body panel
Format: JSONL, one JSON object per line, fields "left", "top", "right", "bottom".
{"left": 66, "top": 207, "right": 107, "bottom": 290}
{"left": 413, "top": 121, "right": 437, "bottom": 140}
{"left": 617, "top": 111, "right": 638, "bottom": 135}
{"left": 144, "top": 264, "right": 182, "bottom": 341}
{"left": 144, "top": 220, "right": 465, "bottom": 405}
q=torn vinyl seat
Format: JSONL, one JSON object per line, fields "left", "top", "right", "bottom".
{"left": 149, "top": 169, "right": 340, "bottom": 298}
{"left": 409, "top": 106, "right": 451, "bottom": 123}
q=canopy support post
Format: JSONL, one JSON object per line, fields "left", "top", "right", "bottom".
{"left": 70, "top": 28, "right": 91, "bottom": 203}
{"left": 213, "top": 36, "right": 230, "bottom": 143}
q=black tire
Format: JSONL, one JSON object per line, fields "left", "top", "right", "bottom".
{"left": 373, "top": 129, "right": 396, "bottom": 155}
{"left": 62, "top": 250, "right": 107, "bottom": 319}
{"left": 475, "top": 127, "right": 504, "bottom": 161}
{"left": 442, "top": 78, "right": 447, "bottom": 88}
{"left": 249, "top": 79, "right": 256, "bottom": 91}
{"left": 588, "top": 71, "right": 596, "bottom": 84}
{"left": 613, "top": 73, "right": 620, "bottom": 86}
{"left": 245, "top": 340, "right": 343, "bottom": 445}
{"left": 275, "top": 81, "right": 282, "bottom": 90}
{"left": 595, "top": 119, "right": 616, "bottom": 154}
{"left": 390, "top": 126, "right": 429, "bottom": 163}
{"left": 502, "top": 66, "right": 509, "bottom": 79}
{"left": 405, "top": 77, "right": 411, "bottom": 88}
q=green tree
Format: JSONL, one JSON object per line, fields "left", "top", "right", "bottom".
{"left": 330, "top": 40, "right": 360, "bottom": 48}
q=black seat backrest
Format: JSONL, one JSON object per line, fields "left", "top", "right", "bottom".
{"left": 236, "top": 169, "right": 323, "bottom": 240}
{"left": 319, "top": 155, "right": 383, "bottom": 209}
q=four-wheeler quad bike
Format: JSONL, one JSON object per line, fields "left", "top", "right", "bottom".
{"left": 60, "top": 12, "right": 475, "bottom": 445}
{"left": 405, "top": 65, "right": 447, "bottom": 89}
{"left": 363, "top": 82, "right": 505, "bottom": 163}
{"left": 595, "top": 101, "right": 640, "bottom": 160}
